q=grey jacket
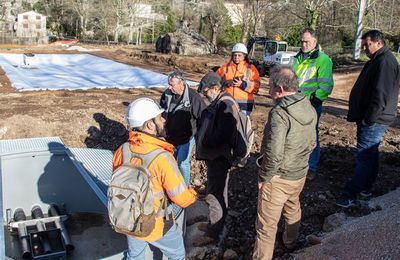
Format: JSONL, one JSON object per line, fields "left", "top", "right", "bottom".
{"left": 259, "top": 93, "right": 317, "bottom": 182}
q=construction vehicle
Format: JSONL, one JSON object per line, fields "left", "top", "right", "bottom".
{"left": 247, "top": 36, "right": 297, "bottom": 76}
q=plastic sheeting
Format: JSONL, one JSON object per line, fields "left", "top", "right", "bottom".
{"left": 0, "top": 53, "right": 197, "bottom": 91}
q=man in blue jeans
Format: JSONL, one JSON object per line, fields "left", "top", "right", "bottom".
{"left": 160, "top": 71, "right": 206, "bottom": 185}
{"left": 336, "top": 30, "right": 400, "bottom": 208}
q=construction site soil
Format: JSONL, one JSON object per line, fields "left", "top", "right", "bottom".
{"left": 1, "top": 43, "right": 399, "bottom": 259}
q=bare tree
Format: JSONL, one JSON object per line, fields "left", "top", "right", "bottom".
{"left": 203, "top": 0, "right": 230, "bottom": 45}
{"left": 68, "top": 0, "right": 93, "bottom": 38}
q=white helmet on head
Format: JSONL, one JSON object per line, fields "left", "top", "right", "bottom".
{"left": 231, "top": 43, "right": 248, "bottom": 54}
{"left": 126, "top": 98, "right": 164, "bottom": 128}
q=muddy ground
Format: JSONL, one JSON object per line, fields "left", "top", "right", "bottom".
{"left": 1, "top": 44, "right": 399, "bottom": 259}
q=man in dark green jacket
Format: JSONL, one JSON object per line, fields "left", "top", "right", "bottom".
{"left": 253, "top": 66, "right": 316, "bottom": 260}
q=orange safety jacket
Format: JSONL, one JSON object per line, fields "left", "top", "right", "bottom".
{"left": 112, "top": 131, "right": 197, "bottom": 242}
{"left": 216, "top": 60, "right": 260, "bottom": 113}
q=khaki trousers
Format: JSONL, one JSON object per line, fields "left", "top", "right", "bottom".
{"left": 253, "top": 175, "right": 306, "bottom": 260}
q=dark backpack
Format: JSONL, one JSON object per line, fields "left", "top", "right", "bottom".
{"left": 108, "top": 143, "right": 167, "bottom": 237}
{"left": 220, "top": 96, "right": 254, "bottom": 159}
{"left": 195, "top": 95, "right": 254, "bottom": 160}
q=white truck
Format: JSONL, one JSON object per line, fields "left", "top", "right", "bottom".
{"left": 247, "top": 36, "right": 297, "bottom": 76}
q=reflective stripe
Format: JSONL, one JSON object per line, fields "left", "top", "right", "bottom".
{"left": 319, "top": 85, "right": 333, "bottom": 92}
{"left": 159, "top": 153, "right": 182, "bottom": 179}
{"left": 245, "top": 65, "right": 251, "bottom": 79}
{"left": 236, "top": 99, "right": 255, "bottom": 104}
{"left": 154, "top": 191, "right": 164, "bottom": 199}
{"left": 318, "top": 77, "right": 333, "bottom": 83}
{"left": 244, "top": 79, "right": 251, "bottom": 92}
{"left": 166, "top": 182, "right": 187, "bottom": 198}
{"left": 304, "top": 78, "right": 333, "bottom": 84}
{"left": 299, "top": 86, "right": 318, "bottom": 92}
{"left": 304, "top": 60, "right": 316, "bottom": 82}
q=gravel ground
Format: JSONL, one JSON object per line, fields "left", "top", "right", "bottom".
{"left": 293, "top": 188, "right": 400, "bottom": 259}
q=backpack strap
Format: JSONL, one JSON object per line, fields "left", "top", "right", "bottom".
{"left": 220, "top": 95, "right": 240, "bottom": 113}
{"left": 245, "top": 63, "right": 251, "bottom": 79}
{"left": 121, "top": 142, "right": 168, "bottom": 169}
{"left": 121, "top": 142, "right": 172, "bottom": 220}
{"left": 222, "top": 63, "right": 230, "bottom": 81}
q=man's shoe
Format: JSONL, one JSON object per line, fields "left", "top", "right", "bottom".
{"left": 335, "top": 197, "right": 355, "bottom": 208}
{"left": 359, "top": 190, "right": 372, "bottom": 199}
{"left": 306, "top": 170, "right": 317, "bottom": 181}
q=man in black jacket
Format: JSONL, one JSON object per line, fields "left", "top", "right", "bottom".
{"left": 195, "top": 71, "right": 238, "bottom": 245}
{"left": 336, "top": 30, "right": 400, "bottom": 208}
{"left": 160, "top": 71, "right": 206, "bottom": 185}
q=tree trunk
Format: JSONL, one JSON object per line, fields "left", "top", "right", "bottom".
{"left": 211, "top": 24, "right": 218, "bottom": 45}
{"left": 240, "top": 23, "right": 249, "bottom": 44}
{"left": 114, "top": 23, "right": 119, "bottom": 43}
{"left": 128, "top": 16, "right": 134, "bottom": 44}
{"left": 307, "top": 8, "right": 318, "bottom": 30}
{"left": 353, "top": 0, "right": 366, "bottom": 60}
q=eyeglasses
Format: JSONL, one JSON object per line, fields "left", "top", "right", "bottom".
{"left": 202, "top": 88, "right": 211, "bottom": 95}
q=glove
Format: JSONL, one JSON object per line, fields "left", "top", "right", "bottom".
{"left": 240, "top": 81, "right": 248, "bottom": 90}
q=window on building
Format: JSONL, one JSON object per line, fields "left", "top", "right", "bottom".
{"left": 36, "top": 16, "right": 41, "bottom": 20}
{"left": 23, "top": 24, "right": 28, "bottom": 29}
{"left": 23, "top": 15, "right": 28, "bottom": 20}
{"left": 36, "top": 24, "right": 41, "bottom": 29}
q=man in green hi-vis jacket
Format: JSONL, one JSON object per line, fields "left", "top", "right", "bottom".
{"left": 292, "top": 27, "right": 333, "bottom": 181}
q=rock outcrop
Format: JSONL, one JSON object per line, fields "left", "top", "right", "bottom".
{"left": 156, "top": 21, "right": 217, "bottom": 56}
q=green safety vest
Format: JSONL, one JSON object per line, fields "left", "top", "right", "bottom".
{"left": 292, "top": 48, "right": 334, "bottom": 101}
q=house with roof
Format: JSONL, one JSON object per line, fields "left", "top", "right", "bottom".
{"left": 15, "top": 11, "right": 47, "bottom": 43}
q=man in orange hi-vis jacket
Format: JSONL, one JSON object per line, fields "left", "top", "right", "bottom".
{"left": 216, "top": 43, "right": 260, "bottom": 115}
{"left": 112, "top": 97, "right": 197, "bottom": 259}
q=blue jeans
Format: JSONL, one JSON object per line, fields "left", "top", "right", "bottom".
{"left": 175, "top": 137, "right": 195, "bottom": 185}
{"left": 124, "top": 224, "right": 185, "bottom": 260}
{"left": 308, "top": 104, "right": 322, "bottom": 172}
{"left": 344, "top": 122, "right": 387, "bottom": 199}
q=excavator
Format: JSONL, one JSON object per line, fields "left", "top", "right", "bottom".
{"left": 247, "top": 36, "right": 297, "bottom": 76}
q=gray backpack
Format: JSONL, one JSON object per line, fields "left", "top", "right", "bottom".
{"left": 108, "top": 143, "right": 167, "bottom": 237}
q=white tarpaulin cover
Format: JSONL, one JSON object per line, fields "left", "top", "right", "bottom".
{"left": 0, "top": 53, "right": 196, "bottom": 91}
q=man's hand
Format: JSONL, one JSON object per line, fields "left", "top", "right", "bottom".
{"left": 310, "top": 94, "right": 322, "bottom": 108}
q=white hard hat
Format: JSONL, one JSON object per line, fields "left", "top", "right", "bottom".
{"left": 231, "top": 43, "right": 248, "bottom": 54}
{"left": 126, "top": 98, "right": 164, "bottom": 128}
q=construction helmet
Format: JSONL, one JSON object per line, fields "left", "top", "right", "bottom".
{"left": 231, "top": 43, "right": 248, "bottom": 54}
{"left": 126, "top": 98, "right": 164, "bottom": 128}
